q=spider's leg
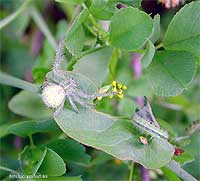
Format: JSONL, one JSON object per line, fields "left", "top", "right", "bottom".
{"left": 71, "top": 94, "right": 95, "bottom": 108}
{"left": 53, "top": 98, "right": 65, "bottom": 117}
{"left": 74, "top": 89, "right": 96, "bottom": 100}
{"left": 53, "top": 40, "right": 65, "bottom": 72}
{"left": 68, "top": 95, "right": 79, "bottom": 113}
{"left": 75, "top": 88, "right": 118, "bottom": 100}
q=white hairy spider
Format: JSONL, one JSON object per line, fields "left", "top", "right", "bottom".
{"left": 41, "top": 40, "right": 117, "bottom": 115}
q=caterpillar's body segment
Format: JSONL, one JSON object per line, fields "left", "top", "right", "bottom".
{"left": 132, "top": 98, "right": 169, "bottom": 139}
{"left": 133, "top": 114, "right": 169, "bottom": 139}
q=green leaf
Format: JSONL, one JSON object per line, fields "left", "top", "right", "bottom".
{"left": 109, "top": 7, "right": 153, "bottom": 50}
{"left": 162, "top": 167, "right": 181, "bottom": 181}
{"left": 38, "top": 148, "right": 66, "bottom": 176}
{"left": 143, "top": 51, "right": 197, "bottom": 96}
{"left": 118, "top": 97, "right": 137, "bottom": 118}
{"left": 0, "top": 123, "right": 12, "bottom": 138}
{"left": 163, "top": 1, "right": 200, "bottom": 56}
{"left": 89, "top": 0, "right": 117, "bottom": 20}
{"left": 0, "top": 72, "right": 39, "bottom": 93}
{"left": 19, "top": 146, "right": 47, "bottom": 175}
{"left": 45, "top": 138, "right": 91, "bottom": 164}
{"left": 54, "top": 109, "right": 174, "bottom": 169}
{"left": 173, "top": 152, "right": 194, "bottom": 165}
{"left": 55, "top": 0, "right": 84, "bottom": 4}
{"left": 89, "top": 0, "right": 142, "bottom": 20}
{"left": 8, "top": 91, "right": 52, "bottom": 119}
{"left": 141, "top": 39, "right": 155, "bottom": 68}
{"left": 149, "top": 14, "right": 160, "bottom": 43}
{"left": 7, "top": 119, "right": 60, "bottom": 137}
{"left": 73, "top": 47, "right": 112, "bottom": 87}
{"left": 65, "top": 9, "right": 89, "bottom": 56}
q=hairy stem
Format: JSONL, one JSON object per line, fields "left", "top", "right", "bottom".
{"left": 29, "top": 135, "right": 35, "bottom": 148}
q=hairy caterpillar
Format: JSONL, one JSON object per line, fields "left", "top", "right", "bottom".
{"left": 132, "top": 99, "right": 169, "bottom": 139}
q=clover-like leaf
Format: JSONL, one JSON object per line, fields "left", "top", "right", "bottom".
{"left": 109, "top": 7, "right": 153, "bottom": 50}
{"left": 163, "top": 1, "right": 200, "bottom": 56}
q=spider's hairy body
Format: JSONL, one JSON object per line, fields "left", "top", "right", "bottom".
{"left": 41, "top": 84, "right": 65, "bottom": 109}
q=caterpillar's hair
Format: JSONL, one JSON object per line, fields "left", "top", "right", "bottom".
{"left": 185, "top": 120, "right": 200, "bottom": 135}
{"left": 53, "top": 39, "right": 65, "bottom": 72}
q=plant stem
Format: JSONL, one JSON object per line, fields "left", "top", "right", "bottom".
{"left": 29, "top": 135, "right": 35, "bottom": 148}
{"left": 67, "top": 45, "right": 106, "bottom": 70}
{"left": 129, "top": 162, "right": 134, "bottom": 181}
{"left": 30, "top": 6, "right": 57, "bottom": 50}
{"left": 82, "top": 3, "right": 107, "bottom": 44}
{"left": 167, "top": 160, "right": 197, "bottom": 181}
{"left": 155, "top": 43, "right": 163, "bottom": 50}
{"left": 0, "top": 0, "right": 31, "bottom": 30}
{"left": 0, "top": 166, "right": 19, "bottom": 174}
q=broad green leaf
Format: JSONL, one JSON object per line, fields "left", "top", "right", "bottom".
{"left": 55, "top": 0, "right": 84, "bottom": 4}
{"left": 162, "top": 167, "right": 181, "bottom": 181}
{"left": 141, "top": 39, "right": 155, "bottom": 68}
{"left": 45, "top": 138, "right": 91, "bottom": 164}
{"left": 118, "top": 97, "right": 137, "bottom": 118}
{"left": 127, "top": 78, "right": 153, "bottom": 97}
{"left": 149, "top": 14, "right": 160, "bottom": 43}
{"left": 7, "top": 119, "right": 60, "bottom": 137}
{"left": 109, "top": 7, "right": 153, "bottom": 50}
{"left": 65, "top": 9, "right": 89, "bottom": 56}
{"left": 8, "top": 91, "right": 52, "bottom": 119}
{"left": 143, "top": 51, "right": 197, "bottom": 96}
{"left": 38, "top": 148, "right": 66, "bottom": 176}
{"left": 173, "top": 152, "right": 194, "bottom": 165}
{"left": 73, "top": 47, "right": 112, "bottom": 87}
{"left": 0, "top": 72, "right": 39, "bottom": 93}
{"left": 54, "top": 109, "right": 174, "bottom": 169}
{"left": 19, "top": 146, "right": 47, "bottom": 175}
{"left": 90, "top": 0, "right": 142, "bottom": 20}
{"left": 163, "top": 1, "right": 200, "bottom": 56}
{"left": 0, "top": 123, "right": 12, "bottom": 138}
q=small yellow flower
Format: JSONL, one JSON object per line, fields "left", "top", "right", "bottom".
{"left": 117, "top": 93, "right": 124, "bottom": 99}
{"left": 122, "top": 85, "right": 127, "bottom": 90}
{"left": 117, "top": 83, "right": 122, "bottom": 89}
{"left": 112, "top": 81, "right": 116, "bottom": 87}
{"left": 113, "top": 87, "right": 118, "bottom": 93}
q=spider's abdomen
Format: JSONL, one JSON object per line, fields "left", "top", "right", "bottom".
{"left": 41, "top": 84, "right": 65, "bottom": 108}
